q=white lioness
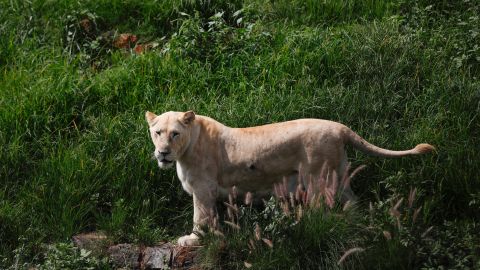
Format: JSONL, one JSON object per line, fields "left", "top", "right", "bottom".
{"left": 145, "top": 110, "right": 434, "bottom": 246}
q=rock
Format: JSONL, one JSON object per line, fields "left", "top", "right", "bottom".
{"left": 142, "top": 243, "right": 173, "bottom": 269}
{"left": 73, "top": 231, "right": 200, "bottom": 269}
{"left": 72, "top": 231, "right": 111, "bottom": 257}
{"left": 108, "top": 243, "right": 141, "bottom": 269}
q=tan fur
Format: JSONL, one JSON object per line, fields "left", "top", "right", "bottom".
{"left": 145, "top": 111, "right": 434, "bottom": 246}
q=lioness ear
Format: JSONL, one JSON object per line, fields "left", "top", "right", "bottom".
{"left": 145, "top": 111, "right": 157, "bottom": 126}
{"left": 179, "top": 111, "right": 195, "bottom": 125}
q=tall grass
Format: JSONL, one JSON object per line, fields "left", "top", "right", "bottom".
{"left": 252, "top": 0, "right": 402, "bottom": 26}
{"left": 1, "top": 0, "right": 479, "bottom": 268}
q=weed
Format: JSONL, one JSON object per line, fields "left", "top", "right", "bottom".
{"left": 37, "top": 243, "right": 110, "bottom": 270}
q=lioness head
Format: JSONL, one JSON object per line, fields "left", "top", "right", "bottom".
{"left": 145, "top": 111, "right": 195, "bottom": 169}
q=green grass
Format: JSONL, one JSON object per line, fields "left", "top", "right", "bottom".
{"left": 251, "top": 0, "right": 403, "bottom": 26}
{"left": 1, "top": 0, "right": 479, "bottom": 268}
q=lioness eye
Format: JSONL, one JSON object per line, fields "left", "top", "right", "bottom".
{"left": 156, "top": 130, "right": 161, "bottom": 135}
{"left": 172, "top": 131, "right": 180, "bottom": 138}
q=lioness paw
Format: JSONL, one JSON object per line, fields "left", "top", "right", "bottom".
{"left": 177, "top": 233, "right": 200, "bottom": 246}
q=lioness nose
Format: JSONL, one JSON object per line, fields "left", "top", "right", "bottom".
{"left": 159, "top": 150, "right": 171, "bottom": 156}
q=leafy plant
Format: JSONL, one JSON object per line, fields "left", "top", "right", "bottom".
{"left": 1, "top": 242, "right": 110, "bottom": 270}
{"left": 37, "top": 243, "right": 110, "bottom": 270}
{"left": 164, "top": 7, "right": 261, "bottom": 61}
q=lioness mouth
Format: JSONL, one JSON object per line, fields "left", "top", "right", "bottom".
{"left": 160, "top": 159, "right": 173, "bottom": 163}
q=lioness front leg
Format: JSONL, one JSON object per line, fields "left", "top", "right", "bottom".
{"left": 178, "top": 191, "right": 217, "bottom": 246}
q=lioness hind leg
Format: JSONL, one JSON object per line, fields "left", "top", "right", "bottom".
{"left": 305, "top": 149, "right": 357, "bottom": 203}
{"left": 337, "top": 152, "right": 358, "bottom": 203}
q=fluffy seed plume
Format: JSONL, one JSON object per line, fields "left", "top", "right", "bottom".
{"left": 343, "top": 200, "right": 352, "bottom": 211}
{"left": 262, "top": 238, "right": 273, "bottom": 248}
{"left": 295, "top": 183, "right": 304, "bottom": 202}
{"left": 254, "top": 224, "right": 261, "bottom": 241}
{"left": 274, "top": 183, "right": 283, "bottom": 199}
{"left": 413, "top": 206, "right": 422, "bottom": 224}
{"left": 340, "top": 162, "right": 352, "bottom": 188}
{"left": 224, "top": 202, "right": 238, "bottom": 215}
{"left": 308, "top": 193, "right": 317, "bottom": 208}
{"left": 422, "top": 226, "right": 434, "bottom": 238}
{"left": 213, "top": 230, "right": 225, "bottom": 238}
{"left": 224, "top": 221, "right": 240, "bottom": 231}
{"left": 343, "top": 165, "right": 366, "bottom": 189}
{"left": 245, "top": 192, "right": 253, "bottom": 206}
{"left": 390, "top": 208, "right": 401, "bottom": 218}
{"left": 289, "top": 192, "right": 295, "bottom": 208}
{"left": 228, "top": 193, "right": 233, "bottom": 206}
{"left": 330, "top": 170, "right": 338, "bottom": 195}
{"left": 390, "top": 198, "right": 403, "bottom": 217}
{"left": 231, "top": 185, "right": 238, "bottom": 200}
{"left": 282, "top": 177, "right": 288, "bottom": 198}
{"left": 226, "top": 206, "right": 233, "bottom": 221}
{"left": 408, "top": 188, "right": 417, "bottom": 208}
{"left": 337, "top": 247, "right": 365, "bottom": 265}
{"left": 305, "top": 176, "right": 314, "bottom": 205}
{"left": 296, "top": 205, "right": 304, "bottom": 221}
{"left": 325, "top": 189, "right": 335, "bottom": 209}
{"left": 281, "top": 201, "right": 291, "bottom": 216}
{"left": 383, "top": 231, "right": 392, "bottom": 240}
{"left": 249, "top": 239, "right": 256, "bottom": 250}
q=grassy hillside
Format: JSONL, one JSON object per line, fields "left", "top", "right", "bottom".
{"left": 1, "top": 0, "right": 479, "bottom": 268}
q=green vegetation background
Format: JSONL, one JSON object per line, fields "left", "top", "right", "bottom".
{"left": 0, "top": 0, "right": 479, "bottom": 268}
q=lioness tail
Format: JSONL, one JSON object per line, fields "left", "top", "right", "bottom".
{"left": 345, "top": 128, "right": 435, "bottom": 158}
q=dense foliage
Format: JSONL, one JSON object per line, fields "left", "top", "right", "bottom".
{"left": 1, "top": 0, "right": 478, "bottom": 268}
